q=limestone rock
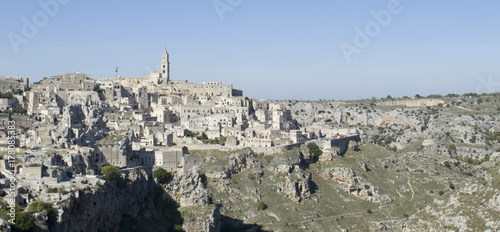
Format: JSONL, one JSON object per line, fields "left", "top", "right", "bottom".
{"left": 165, "top": 168, "right": 210, "bottom": 207}
{"left": 274, "top": 171, "right": 312, "bottom": 203}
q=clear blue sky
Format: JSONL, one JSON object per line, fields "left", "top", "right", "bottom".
{"left": 1, "top": 0, "right": 499, "bottom": 100}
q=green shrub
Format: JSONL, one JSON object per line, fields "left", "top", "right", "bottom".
{"left": 307, "top": 143, "right": 322, "bottom": 158}
{"left": 443, "top": 161, "right": 451, "bottom": 168}
{"left": 27, "top": 201, "right": 56, "bottom": 224}
{"left": 46, "top": 187, "right": 58, "bottom": 193}
{"left": 184, "top": 130, "right": 197, "bottom": 137}
{"left": 153, "top": 168, "right": 173, "bottom": 184}
{"left": 13, "top": 212, "right": 34, "bottom": 231}
{"left": 257, "top": 201, "right": 267, "bottom": 211}
{"left": 448, "top": 144, "right": 457, "bottom": 152}
{"left": 173, "top": 224, "right": 185, "bottom": 232}
{"left": 439, "top": 191, "right": 445, "bottom": 196}
{"left": 198, "top": 132, "right": 208, "bottom": 140}
{"left": 57, "top": 188, "right": 69, "bottom": 194}
{"left": 100, "top": 164, "right": 123, "bottom": 185}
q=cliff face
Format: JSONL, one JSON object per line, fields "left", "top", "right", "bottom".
{"left": 54, "top": 169, "right": 155, "bottom": 232}
{"left": 47, "top": 168, "right": 221, "bottom": 232}
{"left": 164, "top": 168, "right": 211, "bottom": 207}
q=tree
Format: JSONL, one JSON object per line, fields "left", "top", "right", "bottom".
{"left": 307, "top": 143, "right": 323, "bottom": 158}
{"left": 28, "top": 201, "right": 56, "bottom": 224}
{"left": 218, "top": 136, "right": 227, "bottom": 146}
{"left": 184, "top": 130, "right": 197, "bottom": 137}
{"left": 199, "top": 132, "right": 208, "bottom": 140}
{"left": 12, "top": 89, "right": 23, "bottom": 95}
{"left": 13, "top": 212, "right": 35, "bottom": 231}
{"left": 100, "top": 164, "right": 123, "bottom": 185}
{"left": 153, "top": 168, "right": 173, "bottom": 184}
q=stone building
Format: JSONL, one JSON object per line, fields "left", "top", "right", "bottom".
{"left": 0, "top": 77, "right": 29, "bottom": 93}
{"left": 33, "top": 73, "right": 96, "bottom": 92}
{"left": 153, "top": 146, "right": 199, "bottom": 172}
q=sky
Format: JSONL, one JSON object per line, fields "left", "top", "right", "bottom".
{"left": 1, "top": 0, "right": 500, "bottom": 100}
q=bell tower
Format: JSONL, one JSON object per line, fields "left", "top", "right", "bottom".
{"left": 160, "top": 47, "right": 170, "bottom": 83}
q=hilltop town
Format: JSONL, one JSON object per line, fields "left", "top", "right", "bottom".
{"left": 1, "top": 49, "right": 500, "bottom": 232}
{"left": 0, "top": 49, "right": 359, "bottom": 174}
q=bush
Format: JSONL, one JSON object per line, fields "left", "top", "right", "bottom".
{"left": 449, "top": 182, "right": 455, "bottom": 190}
{"left": 27, "top": 201, "right": 56, "bottom": 224}
{"left": 58, "top": 188, "right": 69, "bottom": 194}
{"left": 256, "top": 201, "right": 267, "bottom": 211}
{"left": 448, "top": 144, "right": 457, "bottom": 152}
{"left": 199, "top": 132, "right": 208, "bottom": 140}
{"left": 184, "top": 130, "right": 197, "bottom": 137}
{"left": 13, "top": 212, "right": 35, "bottom": 231}
{"left": 438, "top": 191, "right": 445, "bottom": 196}
{"left": 307, "top": 143, "right": 322, "bottom": 158}
{"left": 173, "top": 224, "right": 185, "bottom": 232}
{"left": 153, "top": 168, "right": 173, "bottom": 184}
{"left": 100, "top": 164, "right": 123, "bottom": 185}
{"left": 443, "top": 161, "right": 451, "bottom": 168}
{"left": 0, "top": 202, "right": 32, "bottom": 230}
{"left": 46, "top": 187, "right": 58, "bottom": 193}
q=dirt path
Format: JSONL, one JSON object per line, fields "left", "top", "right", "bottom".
{"left": 408, "top": 176, "right": 415, "bottom": 201}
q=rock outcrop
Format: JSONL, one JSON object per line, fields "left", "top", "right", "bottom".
{"left": 164, "top": 168, "right": 210, "bottom": 207}
{"left": 55, "top": 169, "right": 154, "bottom": 232}
{"left": 274, "top": 169, "right": 312, "bottom": 202}
{"left": 53, "top": 102, "right": 107, "bottom": 148}
{"left": 322, "top": 167, "right": 391, "bottom": 203}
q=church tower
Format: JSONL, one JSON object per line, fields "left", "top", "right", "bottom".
{"left": 160, "top": 48, "right": 170, "bottom": 83}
